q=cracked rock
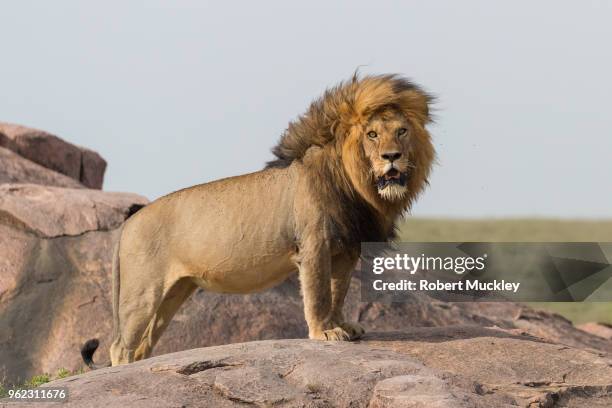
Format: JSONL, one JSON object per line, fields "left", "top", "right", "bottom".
{"left": 10, "top": 334, "right": 612, "bottom": 407}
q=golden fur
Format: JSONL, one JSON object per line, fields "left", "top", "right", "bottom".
{"left": 81, "top": 74, "right": 435, "bottom": 367}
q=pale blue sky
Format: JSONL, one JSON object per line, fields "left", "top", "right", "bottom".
{"left": 1, "top": 1, "right": 611, "bottom": 217}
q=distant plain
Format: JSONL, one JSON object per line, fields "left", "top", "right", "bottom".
{"left": 398, "top": 218, "right": 612, "bottom": 324}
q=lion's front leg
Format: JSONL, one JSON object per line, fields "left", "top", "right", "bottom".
{"left": 330, "top": 253, "right": 365, "bottom": 340}
{"left": 296, "top": 239, "right": 344, "bottom": 341}
{"left": 297, "top": 240, "right": 361, "bottom": 341}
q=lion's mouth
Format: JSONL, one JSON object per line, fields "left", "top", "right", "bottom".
{"left": 377, "top": 168, "right": 408, "bottom": 190}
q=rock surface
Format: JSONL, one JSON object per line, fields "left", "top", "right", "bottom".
{"left": 579, "top": 322, "right": 612, "bottom": 340}
{"left": 0, "top": 183, "right": 147, "bottom": 383}
{"left": 0, "top": 184, "right": 146, "bottom": 238}
{"left": 0, "top": 147, "right": 84, "bottom": 189}
{"left": 0, "top": 122, "right": 142, "bottom": 383}
{"left": 0, "top": 122, "right": 106, "bottom": 189}
{"left": 11, "top": 329, "right": 612, "bottom": 407}
{"left": 0, "top": 123, "right": 146, "bottom": 385}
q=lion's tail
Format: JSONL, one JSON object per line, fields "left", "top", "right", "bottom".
{"left": 80, "top": 339, "right": 106, "bottom": 369}
{"left": 80, "top": 234, "right": 123, "bottom": 370}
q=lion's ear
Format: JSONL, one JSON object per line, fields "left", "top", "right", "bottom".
{"left": 398, "top": 89, "right": 434, "bottom": 125}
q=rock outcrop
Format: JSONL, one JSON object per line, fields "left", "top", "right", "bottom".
{"left": 0, "top": 184, "right": 145, "bottom": 238}
{"left": 0, "top": 147, "right": 84, "bottom": 189}
{"left": 0, "top": 184, "right": 147, "bottom": 383}
{"left": 578, "top": 322, "right": 612, "bottom": 340}
{"left": 0, "top": 123, "right": 106, "bottom": 189}
{"left": 0, "top": 124, "right": 147, "bottom": 384}
{"left": 14, "top": 328, "right": 612, "bottom": 407}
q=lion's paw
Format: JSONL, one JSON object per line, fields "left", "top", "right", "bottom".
{"left": 340, "top": 321, "right": 366, "bottom": 340}
{"left": 320, "top": 327, "right": 352, "bottom": 341}
{"left": 309, "top": 327, "right": 350, "bottom": 341}
{"left": 312, "top": 322, "right": 365, "bottom": 341}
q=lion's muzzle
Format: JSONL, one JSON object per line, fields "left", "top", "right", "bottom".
{"left": 377, "top": 167, "right": 408, "bottom": 190}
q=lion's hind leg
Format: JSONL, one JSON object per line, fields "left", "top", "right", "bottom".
{"left": 111, "top": 266, "right": 196, "bottom": 365}
{"left": 137, "top": 277, "right": 197, "bottom": 359}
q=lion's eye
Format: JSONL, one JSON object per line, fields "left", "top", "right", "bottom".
{"left": 367, "top": 131, "right": 378, "bottom": 139}
{"left": 398, "top": 128, "right": 407, "bottom": 136}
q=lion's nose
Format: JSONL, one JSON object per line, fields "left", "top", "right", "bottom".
{"left": 381, "top": 152, "right": 402, "bottom": 162}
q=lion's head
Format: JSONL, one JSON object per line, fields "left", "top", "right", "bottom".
{"left": 348, "top": 104, "right": 436, "bottom": 205}
{"left": 267, "top": 74, "right": 435, "bottom": 235}
{"left": 362, "top": 108, "right": 413, "bottom": 201}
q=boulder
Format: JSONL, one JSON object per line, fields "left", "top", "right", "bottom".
{"left": 578, "top": 322, "right": 612, "bottom": 340}
{"left": 0, "top": 184, "right": 147, "bottom": 384}
{"left": 0, "top": 184, "right": 146, "bottom": 238}
{"left": 0, "top": 147, "right": 83, "bottom": 189}
{"left": 11, "top": 329, "right": 612, "bottom": 407}
{"left": 0, "top": 123, "right": 107, "bottom": 189}
{"left": 79, "top": 148, "right": 107, "bottom": 191}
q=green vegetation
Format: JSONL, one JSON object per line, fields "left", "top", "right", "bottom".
{"left": 24, "top": 374, "right": 50, "bottom": 388}
{"left": 55, "top": 367, "right": 72, "bottom": 379}
{"left": 397, "top": 218, "right": 612, "bottom": 324}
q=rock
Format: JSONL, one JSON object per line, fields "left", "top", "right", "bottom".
{"left": 79, "top": 148, "right": 106, "bottom": 191}
{"left": 0, "top": 224, "right": 37, "bottom": 306}
{"left": 511, "top": 308, "right": 612, "bottom": 352}
{"left": 0, "top": 147, "right": 84, "bottom": 189}
{"left": 0, "top": 184, "right": 147, "bottom": 238}
{"left": 366, "top": 328, "right": 612, "bottom": 407}
{"left": 0, "top": 185, "right": 147, "bottom": 384}
{"left": 578, "top": 322, "right": 612, "bottom": 340}
{"left": 10, "top": 330, "right": 612, "bottom": 407}
{"left": 369, "top": 375, "right": 479, "bottom": 408}
{"left": 0, "top": 122, "right": 107, "bottom": 189}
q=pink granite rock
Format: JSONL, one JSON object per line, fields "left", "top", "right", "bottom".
{"left": 0, "top": 122, "right": 107, "bottom": 189}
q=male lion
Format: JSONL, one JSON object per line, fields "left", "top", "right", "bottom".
{"left": 82, "top": 74, "right": 435, "bottom": 367}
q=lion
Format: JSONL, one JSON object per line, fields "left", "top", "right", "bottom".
{"left": 81, "top": 73, "right": 435, "bottom": 368}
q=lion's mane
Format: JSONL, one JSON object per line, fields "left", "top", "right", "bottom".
{"left": 267, "top": 74, "right": 436, "bottom": 248}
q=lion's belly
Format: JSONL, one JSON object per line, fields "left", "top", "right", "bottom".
{"left": 191, "top": 252, "right": 297, "bottom": 294}
{"left": 170, "top": 213, "right": 298, "bottom": 293}
{"left": 171, "top": 195, "right": 298, "bottom": 293}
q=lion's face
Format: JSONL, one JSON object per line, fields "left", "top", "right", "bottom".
{"left": 361, "top": 108, "right": 414, "bottom": 201}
